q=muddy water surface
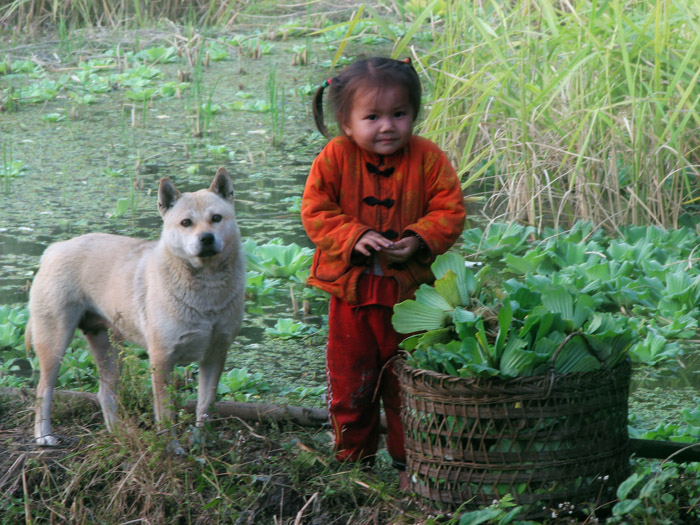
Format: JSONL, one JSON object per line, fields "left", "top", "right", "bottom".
{"left": 0, "top": 29, "right": 358, "bottom": 393}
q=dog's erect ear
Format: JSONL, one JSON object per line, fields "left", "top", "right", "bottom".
{"left": 158, "top": 177, "right": 181, "bottom": 216}
{"left": 209, "top": 167, "right": 234, "bottom": 202}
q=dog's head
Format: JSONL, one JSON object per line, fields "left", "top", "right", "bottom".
{"left": 158, "top": 167, "right": 240, "bottom": 268}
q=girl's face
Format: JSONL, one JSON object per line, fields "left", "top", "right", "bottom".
{"left": 341, "top": 84, "right": 414, "bottom": 156}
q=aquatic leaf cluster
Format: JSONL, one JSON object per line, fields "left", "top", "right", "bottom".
{"left": 0, "top": 55, "right": 181, "bottom": 107}
{"left": 631, "top": 406, "right": 700, "bottom": 443}
{"left": 393, "top": 252, "right": 637, "bottom": 379}
{"left": 244, "top": 238, "right": 312, "bottom": 280}
{"left": 243, "top": 238, "right": 326, "bottom": 329}
{"left": 0, "top": 304, "right": 27, "bottom": 349}
{"left": 0, "top": 38, "right": 278, "bottom": 112}
{"left": 217, "top": 367, "right": 270, "bottom": 401}
{"left": 264, "top": 317, "right": 319, "bottom": 339}
{"left": 463, "top": 221, "right": 700, "bottom": 365}
{"left": 0, "top": 305, "right": 31, "bottom": 387}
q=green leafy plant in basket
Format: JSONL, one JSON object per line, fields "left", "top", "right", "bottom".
{"left": 392, "top": 252, "right": 638, "bottom": 379}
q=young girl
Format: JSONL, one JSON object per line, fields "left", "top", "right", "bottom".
{"left": 301, "top": 57, "right": 465, "bottom": 487}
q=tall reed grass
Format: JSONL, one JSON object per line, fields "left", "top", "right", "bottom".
{"left": 0, "top": 0, "right": 242, "bottom": 30}
{"left": 411, "top": 0, "right": 700, "bottom": 229}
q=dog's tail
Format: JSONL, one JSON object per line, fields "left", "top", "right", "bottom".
{"left": 24, "top": 317, "right": 32, "bottom": 354}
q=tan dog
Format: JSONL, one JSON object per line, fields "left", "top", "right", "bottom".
{"left": 26, "top": 168, "right": 245, "bottom": 448}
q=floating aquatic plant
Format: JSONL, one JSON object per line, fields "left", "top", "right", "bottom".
{"left": 134, "top": 46, "right": 179, "bottom": 64}
{"left": 217, "top": 367, "right": 270, "bottom": 401}
{"left": 0, "top": 59, "right": 40, "bottom": 75}
{"left": 204, "top": 41, "right": 229, "bottom": 62}
{"left": 244, "top": 238, "right": 313, "bottom": 280}
{"left": 393, "top": 252, "right": 638, "bottom": 379}
{"left": 264, "top": 318, "right": 319, "bottom": 340}
{"left": 0, "top": 305, "right": 27, "bottom": 350}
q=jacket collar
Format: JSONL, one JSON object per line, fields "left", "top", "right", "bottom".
{"left": 358, "top": 139, "right": 411, "bottom": 174}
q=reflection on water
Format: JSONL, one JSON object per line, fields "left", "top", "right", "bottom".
{"left": 629, "top": 346, "right": 700, "bottom": 431}
{"left": 0, "top": 234, "right": 46, "bottom": 303}
{"left": 632, "top": 347, "right": 700, "bottom": 390}
{"left": 0, "top": 234, "right": 46, "bottom": 257}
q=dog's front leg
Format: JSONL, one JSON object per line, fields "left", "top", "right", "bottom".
{"left": 148, "top": 350, "right": 176, "bottom": 424}
{"left": 148, "top": 351, "right": 186, "bottom": 455}
{"left": 86, "top": 329, "right": 121, "bottom": 431}
{"left": 196, "top": 346, "right": 228, "bottom": 426}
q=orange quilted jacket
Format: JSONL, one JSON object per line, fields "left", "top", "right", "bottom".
{"left": 301, "top": 135, "right": 466, "bottom": 304}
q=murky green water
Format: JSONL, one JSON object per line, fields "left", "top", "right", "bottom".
{"left": 0, "top": 30, "right": 348, "bottom": 394}
{"left": 0, "top": 35, "right": 339, "bottom": 279}
{"left": 0, "top": 43, "right": 320, "bottom": 299}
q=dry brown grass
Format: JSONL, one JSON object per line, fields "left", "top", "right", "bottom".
{"left": 0, "top": 391, "right": 423, "bottom": 523}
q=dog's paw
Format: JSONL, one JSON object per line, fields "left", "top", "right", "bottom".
{"left": 195, "top": 413, "right": 211, "bottom": 428}
{"left": 167, "top": 439, "right": 187, "bottom": 457}
{"left": 35, "top": 435, "right": 59, "bottom": 447}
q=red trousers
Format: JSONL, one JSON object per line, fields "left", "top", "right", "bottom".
{"left": 326, "top": 275, "right": 406, "bottom": 467}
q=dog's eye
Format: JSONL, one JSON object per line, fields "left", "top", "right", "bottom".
{"left": 212, "top": 214, "right": 222, "bottom": 223}
{"left": 181, "top": 218, "right": 192, "bottom": 227}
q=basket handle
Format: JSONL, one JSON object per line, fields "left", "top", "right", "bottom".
{"left": 551, "top": 330, "right": 603, "bottom": 365}
{"left": 551, "top": 331, "right": 585, "bottom": 364}
{"left": 544, "top": 331, "right": 593, "bottom": 397}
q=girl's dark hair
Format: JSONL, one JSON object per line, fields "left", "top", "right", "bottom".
{"left": 312, "top": 57, "right": 422, "bottom": 138}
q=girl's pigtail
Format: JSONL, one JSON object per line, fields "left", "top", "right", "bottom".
{"left": 312, "top": 78, "right": 332, "bottom": 138}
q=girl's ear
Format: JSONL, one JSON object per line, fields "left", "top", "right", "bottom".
{"left": 339, "top": 112, "right": 352, "bottom": 137}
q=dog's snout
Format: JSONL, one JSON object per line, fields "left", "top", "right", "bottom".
{"left": 197, "top": 232, "right": 219, "bottom": 257}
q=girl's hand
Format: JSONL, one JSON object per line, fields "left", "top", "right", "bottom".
{"left": 383, "top": 236, "right": 420, "bottom": 263}
{"left": 353, "top": 230, "right": 396, "bottom": 257}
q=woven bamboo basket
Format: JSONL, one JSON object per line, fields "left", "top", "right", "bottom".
{"left": 395, "top": 355, "right": 631, "bottom": 517}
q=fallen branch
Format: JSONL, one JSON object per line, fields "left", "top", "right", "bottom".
{"left": 0, "top": 387, "right": 100, "bottom": 406}
{"left": 183, "top": 399, "right": 330, "bottom": 427}
{"left": 4, "top": 387, "right": 698, "bottom": 462}
{"left": 0, "top": 387, "right": 330, "bottom": 427}
{"left": 294, "top": 491, "right": 319, "bottom": 525}
{"left": 630, "top": 438, "right": 700, "bottom": 464}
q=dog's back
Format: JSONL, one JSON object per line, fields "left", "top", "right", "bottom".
{"left": 28, "top": 233, "right": 154, "bottom": 347}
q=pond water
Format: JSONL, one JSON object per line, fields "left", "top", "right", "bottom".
{"left": 0, "top": 29, "right": 344, "bottom": 394}
{"left": 0, "top": 41, "right": 320, "bottom": 299}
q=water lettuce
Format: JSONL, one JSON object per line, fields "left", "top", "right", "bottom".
{"left": 392, "top": 252, "right": 638, "bottom": 379}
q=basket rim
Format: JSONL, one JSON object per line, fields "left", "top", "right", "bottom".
{"left": 395, "top": 351, "right": 631, "bottom": 388}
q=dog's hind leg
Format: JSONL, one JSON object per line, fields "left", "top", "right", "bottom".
{"left": 32, "top": 316, "right": 79, "bottom": 447}
{"left": 34, "top": 346, "right": 64, "bottom": 446}
{"left": 84, "top": 328, "right": 121, "bottom": 432}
